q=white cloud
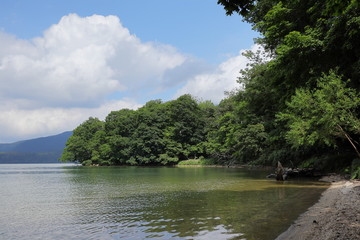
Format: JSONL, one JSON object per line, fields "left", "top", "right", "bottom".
{"left": 0, "top": 99, "right": 142, "bottom": 143}
{"left": 0, "top": 14, "right": 193, "bottom": 142}
{"left": 0, "top": 14, "right": 187, "bottom": 108}
{"left": 175, "top": 44, "right": 264, "bottom": 103}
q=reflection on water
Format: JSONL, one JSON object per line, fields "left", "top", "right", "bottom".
{"left": 0, "top": 164, "right": 328, "bottom": 240}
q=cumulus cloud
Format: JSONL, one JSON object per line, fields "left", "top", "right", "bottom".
{"left": 0, "top": 14, "right": 187, "bottom": 108}
{"left": 175, "top": 44, "right": 264, "bottom": 103}
{"left": 0, "top": 14, "right": 196, "bottom": 142}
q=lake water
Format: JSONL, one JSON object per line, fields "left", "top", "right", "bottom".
{"left": 0, "top": 164, "right": 328, "bottom": 240}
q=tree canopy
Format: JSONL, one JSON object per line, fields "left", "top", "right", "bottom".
{"left": 214, "top": 0, "right": 360, "bottom": 168}
{"left": 61, "top": 95, "right": 215, "bottom": 166}
{"left": 277, "top": 71, "right": 360, "bottom": 158}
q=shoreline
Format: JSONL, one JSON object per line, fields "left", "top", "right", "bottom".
{"left": 175, "top": 164, "right": 274, "bottom": 170}
{"left": 276, "top": 176, "right": 360, "bottom": 240}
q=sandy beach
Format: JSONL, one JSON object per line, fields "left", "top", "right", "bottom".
{"left": 276, "top": 177, "right": 360, "bottom": 240}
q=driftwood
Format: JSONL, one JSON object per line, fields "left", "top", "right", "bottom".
{"left": 267, "top": 161, "right": 319, "bottom": 180}
{"left": 275, "top": 161, "right": 286, "bottom": 181}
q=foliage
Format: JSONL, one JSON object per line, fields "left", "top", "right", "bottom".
{"left": 60, "top": 117, "right": 106, "bottom": 165}
{"left": 214, "top": 0, "right": 360, "bottom": 168}
{"left": 219, "top": 0, "right": 360, "bottom": 87}
{"left": 351, "top": 159, "right": 360, "bottom": 179}
{"left": 61, "top": 95, "right": 214, "bottom": 166}
{"left": 277, "top": 71, "right": 360, "bottom": 158}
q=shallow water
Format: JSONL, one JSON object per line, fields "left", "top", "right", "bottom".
{"left": 0, "top": 164, "right": 328, "bottom": 240}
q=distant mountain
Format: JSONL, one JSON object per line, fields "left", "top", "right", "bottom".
{"left": 0, "top": 131, "right": 72, "bottom": 163}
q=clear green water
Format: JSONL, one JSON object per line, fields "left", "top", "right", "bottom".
{"left": 0, "top": 164, "right": 328, "bottom": 240}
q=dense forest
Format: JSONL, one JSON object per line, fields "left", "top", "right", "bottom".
{"left": 61, "top": 0, "right": 360, "bottom": 175}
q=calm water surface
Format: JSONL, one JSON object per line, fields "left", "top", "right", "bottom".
{"left": 0, "top": 164, "right": 328, "bottom": 240}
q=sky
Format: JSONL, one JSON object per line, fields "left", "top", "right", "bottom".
{"left": 0, "top": 0, "right": 259, "bottom": 143}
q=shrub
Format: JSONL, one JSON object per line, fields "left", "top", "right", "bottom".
{"left": 351, "top": 159, "right": 360, "bottom": 179}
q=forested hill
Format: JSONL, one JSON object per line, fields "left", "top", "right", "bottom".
{"left": 0, "top": 131, "right": 72, "bottom": 163}
{"left": 62, "top": 0, "right": 360, "bottom": 177}
{"left": 61, "top": 96, "right": 215, "bottom": 166}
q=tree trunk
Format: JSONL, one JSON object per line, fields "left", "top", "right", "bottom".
{"left": 337, "top": 124, "right": 360, "bottom": 159}
{"left": 276, "top": 161, "right": 285, "bottom": 181}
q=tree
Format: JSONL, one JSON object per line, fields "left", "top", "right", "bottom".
{"left": 130, "top": 102, "right": 167, "bottom": 165}
{"left": 277, "top": 71, "right": 360, "bottom": 158}
{"left": 61, "top": 95, "right": 215, "bottom": 166}
{"left": 209, "top": 93, "right": 268, "bottom": 165}
{"left": 60, "top": 117, "right": 105, "bottom": 165}
{"left": 232, "top": 123, "right": 268, "bottom": 163}
{"left": 104, "top": 109, "right": 138, "bottom": 164}
{"left": 218, "top": 0, "right": 360, "bottom": 89}
{"left": 166, "top": 95, "right": 206, "bottom": 160}
{"left": 217, "top": 0, "right": 255, "bottom": 16}
{"left": 216, "top": 0, "right": 360, "bottom": 167}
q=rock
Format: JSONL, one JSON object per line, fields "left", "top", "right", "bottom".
{"left": 266, "top": 173, "right": 277, "bottom": 178}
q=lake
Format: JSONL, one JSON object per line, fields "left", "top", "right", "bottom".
{"left": 0, "top": 164, "right": 328, "bottom": 240}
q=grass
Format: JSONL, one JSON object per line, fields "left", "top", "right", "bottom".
{"left": 177, "top": 158, "right": 217, "bottom": 166}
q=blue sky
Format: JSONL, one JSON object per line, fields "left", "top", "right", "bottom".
{"left": 0, "top": 0, "right": 258, "bottom": 142}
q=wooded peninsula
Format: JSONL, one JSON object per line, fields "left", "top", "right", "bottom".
{"left": 61, "top": 0, "right": 360, "bottom": 178}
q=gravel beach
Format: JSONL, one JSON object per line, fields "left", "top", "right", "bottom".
{"left": 276, "top": 177, "right": 360, "bottom": 240}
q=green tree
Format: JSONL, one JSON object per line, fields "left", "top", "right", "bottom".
{"left": 208, "top": 95, "right": 241, "bottom": 164}
{"left": 61, "top": 117, "right": 105, "bottom": 165}
{"left": 219, "top": 0, "right": 360, "bottom": 89}
{"left": 232, "top": 123, "right": 268, "bottom": 163}
{"left": 129, "top": 101, "right": 168, "bottom": 165}
{"left": 104, "top": 109, "right": 138, "bottom": 164}
{"left": 166, "top": 95, "right": 206, "bottom": 160}
{"left": 215, "top": 0, "right": 360, "bottom": 167}
{"left": 209, "top": 94, "right": 268, "bottom": 165}
{"left": 277, "top": 71, "right": 360, "bottom": 158}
